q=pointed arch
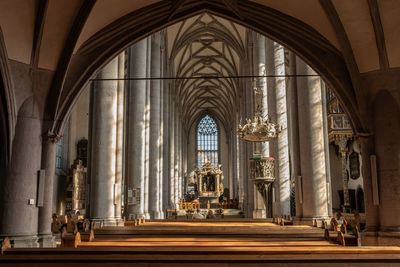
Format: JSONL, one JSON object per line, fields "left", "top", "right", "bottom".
{"left": 49, "top": 0, "right": 363, "bottom": 137}
{"left": 196, "top": 113, "right": 220, "bottom": 167}
{"left": 0, "top": 26, "right": 16, "bottom": 165}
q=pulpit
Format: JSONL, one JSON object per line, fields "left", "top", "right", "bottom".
{"left": 249, "top": 155, "right": 275, "bottom": 217}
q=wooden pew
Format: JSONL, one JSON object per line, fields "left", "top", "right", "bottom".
{"left": 124, "top": 217, "right": 146, "bottom": 227}
{"left": 61, "top": 229, "right": 95, "bottom": 248}
{"left": 166, "top": 208, "right": 177, "bottom": 219}
{"left": 51, "top": 214, "right": 62, "bottom": 233}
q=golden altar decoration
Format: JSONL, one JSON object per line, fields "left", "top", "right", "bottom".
{"left": 195, "top": 157, "right": 223, "bottom": 197}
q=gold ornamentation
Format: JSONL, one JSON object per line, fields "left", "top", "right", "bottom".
{"left": 237, "top": 84, "right": 281, "bottom": 142}
{"left": 195, "top": 157, "right": 223, "bottom": 197}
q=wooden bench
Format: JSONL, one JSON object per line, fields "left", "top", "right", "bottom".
{"left": 124, "top": 217, "right": 146, "bottom": 227}
{"left": 323, "top": 221, "right": 359, "bottom": 246}
{"left": 274, "top": 216, "right": 293, "bottom": 226}
{"left": 166, "top": 209, "right": 177, "bottom": 219}
{"left": 61, "top": 229, "right": 95, "bottom": 248}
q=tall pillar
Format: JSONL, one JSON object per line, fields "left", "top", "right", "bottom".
{"left": 254, "top": 33, "right": 269, "bottom": 156}
{"left": 0, "top": 97, "right": 42, "bottom": 247}
{"left": 162, "top": 75, "right": 170, "bottom": 213}
{"left": 286, "top": 51, "right": 303, "bottom": 218}
{"left": 144, "top": 37, "right": 151, "bottom": 219}
{"left": 160, "top": 32, "right": 167, "bottom": 217}
{"left": 115, "top": 52, "right": 124, "bottom": 220}
{"left": 266, "top": 40, "right": 290, "bottom": 217}
{"left": 38, "top": 133, "right": 59, "bottom": 247}
{"left": 169, "top": 96, "right": 176, "bottom": 208}
{"left": 241, "top": 36, "right": 254, "bottom": 217}
{"left": 228, "top": 131, "right": 234, "bottom": 199}
{"left": 89, "top": 57, "right": 120, "bottom": 225}
{"left": 176, "top": 113, "right": 182, "bottom": 202}
{"left": 149, "top": 32, "right": 162, "bottom": 219}
{"left": 126, "top": 39, "right": 147, "bottom": 219}
{"left": 296, "top": 57, "right": 329, "bottom": 221}
{"left": 252, "top": 33, "right": 267, "bottom": 218}
{"left": 320, "top": 82, "right": 333, "bottom": 217}
{"left": 174, "top": 112, "right": 179, "bottom": 206}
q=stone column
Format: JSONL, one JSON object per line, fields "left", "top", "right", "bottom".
{"left": 169, "top": 96, "right": 176, "bottom": 208}
{"left": 174, "top": 112, "right": 180, "bottom": 205}
{"left": 149, "top": 32, "right": 162, "bottom": 219}
{"left": 286, "top": 51, "right": 303, "bottom": 218}
{"left": 320, "top": 82, "right": 333, "bottom": 217}
{"left": 125, "top": 39, "right": 147, "bottom": 219}
{"left": 144, "top": 37, "right": 151, "bottom": 219}
{"left": 159, "top": 31, "right": 169, "bottom": 218}
{"left": 162, "top": 75, "right": 170, "bottom": 212}
{"left": 228, "top": 131, "right": 234, "bottom": 199}
{"left": 89, "top": 57, "right": 120, "bottom": 225}
{"left": 0, "top": 97, "right": 42, "bottom": 247}
{"left": 252, "top": 32, "right": 267, "bottom": 218}
{"left": 254, "top": 33, "right": 269, "bottom": 156}
{"left": 266, "top": 39, "right": 290, "bottom": 217}
{"left": 296, "top": 57, "right": 329, "bottom": 221}
{"left": 176, "top": 113, "right": 182, "bottom": 202}
{"left": 38, "top": 133, "right": 59, "bottom": 247}
{"left": 115, "top": 52, "right": 124, "bottom": 220}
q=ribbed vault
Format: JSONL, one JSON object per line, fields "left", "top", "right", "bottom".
{"left": 167, "top": 13, "right": 245, "bottom": 133}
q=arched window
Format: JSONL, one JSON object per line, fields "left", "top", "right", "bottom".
{"left": 197, "top": 115, "right": 219, "bottom": 166}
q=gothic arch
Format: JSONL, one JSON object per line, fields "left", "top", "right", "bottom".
{"left": 195, "top": 113, "right": 221, "bottom": 166}
{"left": 50, "top": 0, "right": 363, "bottom": 136}
{"left": 189, "top": 109, "right": 226, "bottom": 140}
{"left": 0, "top": 27, "right": 16, "bottom": 165}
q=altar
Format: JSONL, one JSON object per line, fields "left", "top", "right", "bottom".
{"left": 194, "top": 158, "right": 224, "bottom": 208}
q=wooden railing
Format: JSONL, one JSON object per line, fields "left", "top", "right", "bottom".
{"left": 179, "top": 202, "right": 200, "bottom": 210}
{"left": 216, "top": 201, "right": 238, "bottom": 209}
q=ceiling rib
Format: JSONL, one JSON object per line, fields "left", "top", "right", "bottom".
{"left": 367, "top": 0, "right": 389, "bottom": 71}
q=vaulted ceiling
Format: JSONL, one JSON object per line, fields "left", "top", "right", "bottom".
{"left": 1, "top": 0, "right": 398, "bottom": 72}
{"left": 1, "top": 0, "right": 400, "bottom": 135}
{"left": 167, "top": 13, "right": 245, "bottom": 132}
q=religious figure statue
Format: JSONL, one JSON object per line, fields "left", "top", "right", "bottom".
{"left": 203, "top": 183, "right": 207, "bottom": 192}
{"left": 219, "top": 183, "right": 223, "bottom": 194}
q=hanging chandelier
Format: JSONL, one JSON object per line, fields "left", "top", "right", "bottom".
{"left": 237, "top": 83, "right": 281, "bottom": 142}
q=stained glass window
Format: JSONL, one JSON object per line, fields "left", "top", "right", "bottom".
{"left": 56, "top": 138, "right": 63, "bottom": 169}
{"left": 197, "top": 115, "right": 219, "bottom": 166}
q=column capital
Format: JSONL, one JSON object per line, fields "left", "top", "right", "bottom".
{"left": 42, "top": 131, "right": 62, "bottom": 144}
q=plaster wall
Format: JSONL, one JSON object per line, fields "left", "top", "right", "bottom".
{"left": 68, "top": 85, "right": 90, "bottom": 164}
